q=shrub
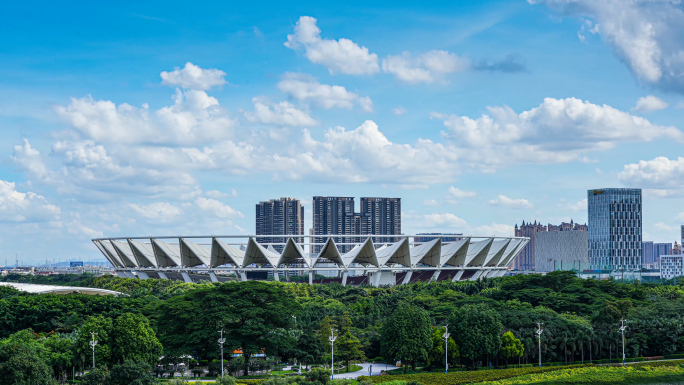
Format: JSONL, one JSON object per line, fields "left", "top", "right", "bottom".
{"left": 306, "top": 367, "right": 332, "bottom": 385}
{"left": 216, "top": 375, "right": 238, "bottom": 385}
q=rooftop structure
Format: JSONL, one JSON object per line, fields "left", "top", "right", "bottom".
{"left": 92, "top": 234, "right": 529, "bottom": 286}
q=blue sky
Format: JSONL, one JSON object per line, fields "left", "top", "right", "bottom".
{"left": 1, "top": 0, "right": 684, "bottom": 264}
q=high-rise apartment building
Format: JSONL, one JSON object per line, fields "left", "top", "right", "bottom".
{"left": 514, "top": 221, "right": 547, "bottom": 270}
{"left": 588, "top": 188, "right": 642, "bottom": 270}
{"left": 255, "top": 197, "right": 305, "bottom": 252}
{"left": 514, "top": 219, "right": 588, "bottom": 271}
{"left": 312, "top": 196, "right": 401, "bottom": 254}
{"left": 360, "top": 197, "right": 401, "bottom": 243}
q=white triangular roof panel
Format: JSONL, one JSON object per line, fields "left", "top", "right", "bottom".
{"left": 127, "top": 239, "right": 157, "bottom": 267}
{"left": 409, "top": 238, "right": 441, "bottom": 266}
{"left": 211, "top": 238, "right": 245, "bottom": 268}
{"left": 151, "top": 239, "right": 182, "bottom": 267}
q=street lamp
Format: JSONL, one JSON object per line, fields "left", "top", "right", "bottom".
{"left": 329, "top": 328, "right": 337, "bottom": 379}
{"left": 292, "top": 315, "right": 297, "bottom": 325}
{"left": 619, "top": 319, "right": 627, "bottom": 366}
{"left": 442, "top": 326, "right": 450, "bottom": 374}
{"left": 218, "top": 329, "right": 226, "bottom": 377}
{"left": 536, "top": 322, "right": 544, "bottom": 368}
{"left": 89, "top": 332, "right": 98, "bottom": 369}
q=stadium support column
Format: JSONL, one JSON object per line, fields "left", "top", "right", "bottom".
{"left": 115, "top": 270, "right": 127, "bottom": 278}
{"left": 158, "top": 272, "right": 169, "bottom": 280}
{"left": 342, "top": 271, "right": 349, "bottom": 286}
{"left": 135, "top": 271, "right": 150, "bottom": 280}
{"left": 308, "top": 271, "right": 313, "bottom": 285}
{"left": 431, "top": 270, "right": 440, "bottom": 282}
{"left": 209, "top": 272, "right": 218, "bottom": 283}
{"left": 451, "top": 270, "right": 464, "bottom": 282}
{"left": 181, "top": 271, "right": 192, "bottom": 283}
{"left": 468, "top": 269, "right": 485, "bottom": 281}
{"left": 402, "top": 271, "right": 413, "bottom": 285}
{"left": 372, "top": 271, "right": 383, "bottom": 287}
{"left": 239, "top": 271, "right": 247, "bottom": 281}
{"left": 273, "top": 270, "right": 280, "bottom": 281}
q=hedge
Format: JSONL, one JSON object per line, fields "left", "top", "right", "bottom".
{"left": 358, "top": 364, "right": 593, "bottom": 385}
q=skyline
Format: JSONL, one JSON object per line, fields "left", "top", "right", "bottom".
{"left": 2, "top": 1, "right": 684, "bottom": 263}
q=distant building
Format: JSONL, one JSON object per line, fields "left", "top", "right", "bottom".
{"left": 414, "top": 233, "right": 462, "bottom": 243}
{"left": 514, "top": 219, "right": 587, "bottom": 271}
{"left": 360, "top": 197, "right": 401, "bottom": 244}
{"left": 535, "top": 230, "right": 589, "bottom": 272}
{"left": 588, "top": 188, "right": 642, "bottom": 270}
{"left": 673, "top": 241, "right": 682, "bottom": 255}
{"left": 660, "top": 255, "right": 684, "bottom": 280}
{"left": 654, "top": 243, "right": 672, "bottom": 261}
{"left": 642, "top": 241, "right": 655, "bottom": 265}
{"left": 312, "top": 197, "right": 356, "bottom": 253}
{"left": 255, "top": 197, "right": 305, "bottom": 252}
{"left": 312, "top": 196, "right": 401, "bottom": 253}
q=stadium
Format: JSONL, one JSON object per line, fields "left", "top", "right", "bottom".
{"left": 92, "top": 234, "right": 529, "bottom": 286}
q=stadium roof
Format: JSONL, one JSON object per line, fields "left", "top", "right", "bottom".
{"left": 0, "top": 282, "right": 125, "bottom": 296}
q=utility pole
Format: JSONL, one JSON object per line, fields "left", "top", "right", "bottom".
{"left": 444, "top": 327, "right": 449, "bottom": 373}
{"left": 329, "top": 328, "right": 337, "bottom": 379}
{"left": 536, "top": 322, "right": 544, "bottom": 368}
{"left": 619, "top": 319, "right": 627, "bottom": 366}
{"left": 90, "top": 332, "right": 98, "bottom": 368}
{"left": 218, "top": 329, "right": 226, "bottom": 377}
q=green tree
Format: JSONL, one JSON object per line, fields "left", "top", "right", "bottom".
{"left": 110, "top": 313, "right": 163, "bottom": 366}
{"left": 80, "top": 365, "right": 110, "bottom": 385}
{"left": 0, "top": 330, "right": 57, "bottom": 385}
{"left": 427, "top": 326, "right": 458, "bottom": 370}
{"left": 109, "top": 360, "right": 156, "bottom": 385}
{"left": 318, "top": 315, "right": 338, "bottom": 362}
{"left": 380, "top": 302, "right": 432, "bottom": 373}
{"left": 448, "top": 304, "right": 502, "bottom": 369}
{"left": 500, "top": 331, "right": 524, "bottom": 367}
{"left": 305, "top": 367, "right": 332, "bottom": 385}
{"left": 336, "top": 330, "right": 365, "bottom": 372}
{"left": 43, "top": 332, "right": 76, "bottom": 383}
{"left": 158, "top": 281, "right": 301, "bottom": 375}
{"left": 76, "top": 315, "right": 113, "bottom": 369}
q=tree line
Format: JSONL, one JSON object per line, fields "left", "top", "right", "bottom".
{"left": 2, "top": 271, "right": 684, "bottom": 383}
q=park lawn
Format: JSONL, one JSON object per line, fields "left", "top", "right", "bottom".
{"left": 358, "top": 364, "right": 593, "bottom": 385}
{"left": 475, "top": 364, "right": 684, "bottom": 385}
{"left": 271, "top": 370, "right": 297, "bottom": 374}
{"left": 336, "top": 364, "right": 363, "bottom": 374}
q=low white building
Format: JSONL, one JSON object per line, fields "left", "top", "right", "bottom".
{"left": 660, "top": 255, "right": 683, "bottom": 280}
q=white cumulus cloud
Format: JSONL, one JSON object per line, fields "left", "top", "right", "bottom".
{"left": 195, "top": 197, "right": 244, "bottom": 219}
{"left": 284, "top": 16, "right": 380, "bottom": 75}
{"left": 489, "top": 195, "right": 533, "bottom": 209}
{"left": 160, "top": 62, "right": 227, "bottom": 90}
{"left": 244, "top": 97, "right": 318, "bottom": 127}
{"left": 448, "top": 186, "right": 477, "bottom": 199}
{"left": 618, "top": 156, "right": 684, "bottom": 190}
{"left": 436, "top": 97, "right": 684, "bottom": 169}
{"left": 129, "top": 202, "right": 182, "bottom": 221}
{"left": 530, "top": 0, "right": 684, "bottom": 94}
{"left": 382, "top": 50, "right": 469, "bottom": 83}
{"left": 633, "top": 95, "right": 668, "bottom": 112}
{"left": 277, "top": 73, "right": 373, "bottom": 111}
{"left": 0, "top": 180, "right": 60, "bottom": 223}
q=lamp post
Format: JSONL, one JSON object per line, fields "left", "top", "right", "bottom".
{"left": 329, "top": 328, "right": 337, "bottom": 379}
{"left": 536, "top": 322, "right": 544, "bottom": 368}
{"left": 619, "top": 319, "right": 627, "bottom": 366}
{"left": 218, "top": 329, "right": 226, "bottom": 377}
{"left": 442, "top": 326, "right": 450, "bottom": 374}
{"left": 89, "top": 332, "right": 98, "bottom": 369}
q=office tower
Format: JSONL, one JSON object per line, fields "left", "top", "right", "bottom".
{"left": 535, "top": 230, "right": 589, "bottom": 272}
{"left": 255, "top": 197, "right": 305, "bottom": 252}
{"left": 588, "top": 188, "right": 642, "bottom": 270}
{"left": 642, "top": 241, "right": 655, "bottom": 265}
{"left": 682, "top": 225, "right": 684, "bottom": 254}
{"left": 312, "top": 196, "right": 402, "bottom": 254}
{"left": 360, "top": 197, "right": 401, "bottom": 244}
{"left": 312, "top": 197, "right": 356, "bottom": 253}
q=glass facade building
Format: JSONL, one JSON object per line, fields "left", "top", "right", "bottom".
{"left": 588, "top": 188, "right": 642, "bottom": 270}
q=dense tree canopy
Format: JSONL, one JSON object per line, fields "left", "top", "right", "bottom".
{"left": 380, "top": 302, "right": 432, "bottom": 372}
{"left": 5, "top": 270, "right": 684, "bottom": 383}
